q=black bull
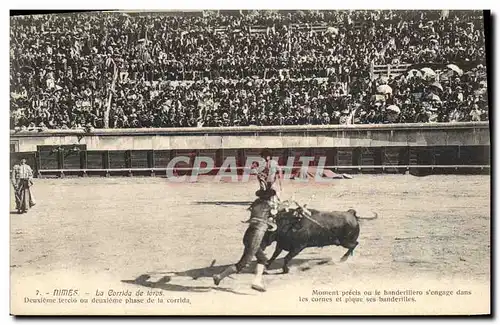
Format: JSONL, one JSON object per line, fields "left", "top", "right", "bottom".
{"left": 213, "top": 196, "right": 377, "bottom": 291}
{"left": 260, "top": 205, "right": 378, "bottom": 274}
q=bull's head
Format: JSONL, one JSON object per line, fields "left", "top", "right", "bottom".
{"left": 261, "top": 201, "right": 308, "bottom": 248}
{"left": 261, "top": 229, "right": 278, "bottom": 249}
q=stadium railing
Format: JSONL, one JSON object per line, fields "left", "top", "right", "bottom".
{"left": 370, "top": 62, "right": 412, "bottom": 79}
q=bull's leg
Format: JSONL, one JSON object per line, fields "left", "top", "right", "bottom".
{"left": 340, "top": 241, "right": 358, "bottom": 262}
{"left": 282, "top": 247, "right": 304, "bottom": 274}
{"left": 265, "top": 245, "right": 283, "bottom": 270}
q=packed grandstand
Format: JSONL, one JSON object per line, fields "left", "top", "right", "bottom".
{"left": 10, "top": 10, "right": 488, "bottom": 130}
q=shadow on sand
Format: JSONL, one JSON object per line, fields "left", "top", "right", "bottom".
{"left": 193, "top": 201, "right": 253, "bottom": 207}
{"left": 121, "top": 274, "right": 249, "bottom": 295}
{"left": 121, "top": 257, "right": 326, "bottom": 295}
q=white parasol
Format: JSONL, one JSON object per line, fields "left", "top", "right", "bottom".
{"left": 430, "top": 82, "right": 443, "bottom": 92}
{"left": 421, "top": 67, "right": 437, "bottom": 76}
{"left": 446, "top": 64, "right": 464, "bottom": 76}
{"left": 376, "top": 84, "right": 393, "bottom": 94}
{"left": 386, "top": 105, "right": 401, "bottom": 114}
{"left": 407, "top": 69, "right": 423, "bottom": 78}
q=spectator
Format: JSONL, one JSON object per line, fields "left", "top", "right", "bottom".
{"left": 10, "top": 10, "right": 488, "bottom": 129}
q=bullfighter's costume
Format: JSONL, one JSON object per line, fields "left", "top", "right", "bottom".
{"left": 213, "top": 189, "right": 278, "bottom": 292}
{"left": 11, "top": 159, "right": 36, "bottom": 214}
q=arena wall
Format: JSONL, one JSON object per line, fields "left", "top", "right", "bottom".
{"left": 9, "top": 122, "right": 491, "bottom": 177}
{"left": 10, "top": 122, "right": 490, "bottom": 152}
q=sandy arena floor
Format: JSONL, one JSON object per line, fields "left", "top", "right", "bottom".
{"left": 9, "top": 174, "right": 491, "bottom": 315}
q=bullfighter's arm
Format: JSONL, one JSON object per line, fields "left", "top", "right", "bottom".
{"left": 11, "top": 166, "right": 17, "bottom": 188}
{"left": 27, "top": 166, "right": 34, "bottom": 185}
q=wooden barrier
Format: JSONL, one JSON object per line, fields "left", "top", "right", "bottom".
{"left": 9, "top": 122, "right": 490, "bottom": 178}
{"left": 8, "top": 145, "right": 489, "bottom": 178}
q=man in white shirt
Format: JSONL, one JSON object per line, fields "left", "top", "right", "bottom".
{"left": 257, "top": 148, "right": 283, "bottom": 202}
{"left": 11, "top": 158, "right": 36, "bottom": 214}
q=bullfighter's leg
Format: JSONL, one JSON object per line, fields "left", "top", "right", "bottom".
{"left": 213, "top": 226, "right": 267, "bottom": 287}
{"left": 255, "top": 247, "right": 269, "bottom": 267}
{"left": 251, "top": 263, "right": 267, "bottom": 292}
{"left": 248, "top": 230, "right": 270, "bottom": 292}
{"left": 19, "top": 182, "right": 29, "bottom": 213}
{"left": 282, "top": 247, "right": 305, "bottom": 274}
{"left": 28, "top": 186, "right": 36, "bottom": 207}
{"left": 213, "top": 265, "right": 237, "bottom": 286}
{"left": 340, "top": 241, "right": 358, "bottom": 262}
{"left": 213, "top": 242, "right": 255, "bottom": 286}
{"left": 13, "top": 186, "right": 21, "bottom": 213}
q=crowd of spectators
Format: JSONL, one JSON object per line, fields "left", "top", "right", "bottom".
{"left": 350, "top": 63, "right": 488, "bottom": 124}
{"left": 10, "top": 10, "right": 488, "bottom": 129}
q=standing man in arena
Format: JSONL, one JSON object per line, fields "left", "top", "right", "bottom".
{"left": 11, "top": 158, "right": 36, "bottom": 214}
{"left": 255, "top": 148, "right": 284, "bottom": 231}
{"left": 257, "top": 148, "right": 283, "bottom": 203}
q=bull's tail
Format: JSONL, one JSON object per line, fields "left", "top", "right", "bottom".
{"left": 350, "top": 209, "right": 378, "bottom": 220}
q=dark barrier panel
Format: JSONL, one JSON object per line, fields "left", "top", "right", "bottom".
{"left": 336, "top": 148, "right": 354, "bottom": 167}
{"left": 62, "top": 145, "right": 87, "bottom": 169}
{"left": 458, "top": 146, "right": 490, "bottom": 165}
{"left": 63, "top": 151, "right": 81, "bottom": 169}
{"left": 38, "top": 146, "right": 59, "bottom": 170}
{"left": 130, "top": 150, "right": 149, "bottom": 169}
{"left": 288, "top": 147, "right": 310, "bottom": 166}
{"left": 434, "top": 146, "right": 459, "bottom": 165}
{"left": 154, "top": 150, "right": 171, "bottom": 169}
{"left": 309, "top": 148, "right": 335, "bottom": 167}
{"left": 31, "top": 145, "right": 490, "bottom": 178}
{"left": 108, "top": 151, "right": 127, "bottom": 169}
{"left": 87, "top": 151, "right": 105, "bottom": 169}
{"left": 197, "top": 149, "right": 218, "bottom": 175}
{"left": 383, "top": 147, "right": 405, "bottom": 173}
{"left": 360, "top": 148, "right": 377, "bottom": 172}
{"left": 220, "top": 148, "right": 240, "bottom": 166}
{"left": 172, "top": 149, "right": 197, "bottom": 176}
